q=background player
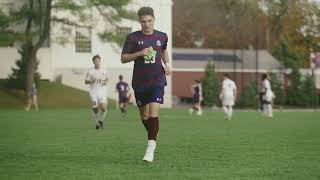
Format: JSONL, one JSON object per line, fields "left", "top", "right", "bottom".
{"left": 85, "top": 55, "right": 108, "bottom": 129}
{"left": 116, "top": 75, "right": 129, "bottom": 116}
{"left": 220, "top": 74, "right": 237, "bottom": 120}
{"left": 261, "top": 74, "right": 275, "bottom": 118}
{"left": 189, "top": 80, "right": 203, "bottom": 115}
{"left": 121, "top": 7, "right": 171, "bottom": 162}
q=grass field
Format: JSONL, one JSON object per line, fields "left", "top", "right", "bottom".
{"left": 0, "top": 107, "right": 320, "bottom": 180}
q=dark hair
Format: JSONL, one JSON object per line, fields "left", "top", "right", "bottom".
{"left": 92, "top": 55, "right": 101, "bottom": 61}
{"left": 119, "top": 75, "right": 123, "bottom": 80}
{"left": 195, "top": 80, "right": 200, "bottom": 83}
{"left": 262, "top": 74, "right": 267, "bottom": 80}
{"left": 138, "top": 7, "right": 154, "bottom": 18}
{"left": 224, "top": 74, "right": 230, "bottom": 78}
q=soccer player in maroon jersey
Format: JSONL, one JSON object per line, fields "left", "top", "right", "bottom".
{"left": 116, "top": 75, "right": 129, "bottom": 116}
{"left": 120, "top": 7, "right": 171, "bottom": 162}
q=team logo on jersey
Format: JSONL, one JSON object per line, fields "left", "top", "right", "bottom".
{"left": 156, "top": 40, "right": 161, "bottom": 46}
{"left": 138, "top": 41, "right": 144, "bottom": 45}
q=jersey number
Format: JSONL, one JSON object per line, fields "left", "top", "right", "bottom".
{"left": 144, "top": 52, "right": 156, "bottom": 64}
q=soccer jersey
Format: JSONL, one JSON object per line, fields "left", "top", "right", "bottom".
{"left": 192, "top": 84, "right": 202, "bottom": 103}
{"left": 85, "top": 68, "right": 108, "bottom": 96}
{"left": 116, "top": 81, "right": 129, "bottom": 99}
{"left": 222, "top": 79, "right": 237, "bottom": 98}
{"left": 262, "top": 79, "right": 274, "bottom": 101}
{"left": 121, "top": 30, "right": 168, "bottom": 91}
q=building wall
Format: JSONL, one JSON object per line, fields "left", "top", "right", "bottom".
{"left": 0, "top": 48, "right": 53, "bottom": 80}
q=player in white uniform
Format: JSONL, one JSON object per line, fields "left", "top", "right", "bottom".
{"left": 261, "top": 74, "right": 275, "bottom": 118}
{"left": 220, "top": 74, "right": 237, "bottom": 120}
{"left": 85, "top": 55, "right": 108, "bottom": 129}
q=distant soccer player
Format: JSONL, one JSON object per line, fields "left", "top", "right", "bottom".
{"left": 189, "top": 80, "right": 203, "bottom": 115}
{"left": 220, "top": 74, "right": 237, "bottom": 120}
{"left": 85, "top": 55, "right": 108, "bottom": 129}
{"left": 261, "top": 74, "right": 275, "bottom": 118}
{"left": 25, "top": 82, "right": 39, "bottom": 112}
{"left": 116, "top": 75, "right": 129, "bottom": 116}
{"left": 121, "top": 7, "right": 171, "bottom": 162}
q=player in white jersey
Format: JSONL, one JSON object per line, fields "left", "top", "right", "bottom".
{"left": 261, "top": 74, "right": 275, "bottom": 118}
{"left": 85, "top": 55, "right": 108, "bottom": 129}
{"left": 220, "top": 74, "right": 237, "bottom": 120}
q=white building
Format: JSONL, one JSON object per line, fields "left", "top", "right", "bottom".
{"left": 0, "top": 0, "right": 173, "bottom": 107}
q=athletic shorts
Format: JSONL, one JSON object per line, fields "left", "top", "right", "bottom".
{"left": 119, "top": 96, "right": 127, "bottom": 103}
{"left": 193, "top": 95, "right": 200, "bottom": 103}
{"left": 90, "top": 92, "right": 107, "bottom": 108}
{"left": 134, "top": 86, "right": 164, "bottom": 107}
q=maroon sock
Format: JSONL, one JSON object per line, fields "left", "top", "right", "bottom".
{"left": 148, "top": 117, "right": 159, "bottom": 140}
{"left": 141, "top": 119, "right": 150, "bottom": 131}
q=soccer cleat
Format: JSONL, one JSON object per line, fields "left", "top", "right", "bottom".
{"left": 98, "top": 121, "right": 104, "bottom": 129}
{"left": 143, "top": 140, "right": 156, "bottom": 162}
{"left": 188, "top": 108, "right": 194, "bottom": 114}
{"left": 96, "top": 125, "right": 100, "bottom": 130}
{"left": 196, "top": 110, "right": 202, "bottom": 116}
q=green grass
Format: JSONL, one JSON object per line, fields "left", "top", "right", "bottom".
{"left": 0, "top": 81, "right": 115, "bottom": 108}
{"left": 0, "top": 108, "right": 320, "bottom": 180}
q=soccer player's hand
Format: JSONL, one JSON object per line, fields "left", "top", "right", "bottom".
{"left": 164, "top": 63, "right": 171, "bottom": 76}
{"left": 138, "top": 48, "right": 150, "bottom": 57}
{"left": 102, "top": 80, "right": 107, "bottom": 86}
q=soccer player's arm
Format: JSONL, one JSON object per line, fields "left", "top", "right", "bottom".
{"left": 219, "top": 83, "right": 222, "bottom": 100}
{"left": 121, "top": 35, "right": 148, "bottom": 63}
{"left": 85, "top": 72, "right": 93, "bottom": 84}
{"left": 233, "top": 84, "right": 237, "bottom": 101}
{"left": 161, "top": 35, "right": 171, "bottom": 75}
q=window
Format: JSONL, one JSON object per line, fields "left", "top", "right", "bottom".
{"left": 75, "top": 27, "right": 91, "bottom": 53}
{"left": 116, "top": 26, "right": 131, "bottom": 36}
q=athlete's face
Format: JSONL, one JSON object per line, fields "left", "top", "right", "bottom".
{"left": 93, "top": 58, "right": 101, "bottom": 68}
{"left": 139, "top": 15, "right": 154, "bottom": 34}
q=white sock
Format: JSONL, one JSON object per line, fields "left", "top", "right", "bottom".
{"left": 93, "top": 112, "right": 99, "bottom": 125}
{"left": 147, "top": 140, "right": 156, "bottom": 152}
{"left": 99, "top": 111, "right": 107, "bottom": 122}
{"left": 268, "top": 104, "right": 273, "bottom": 117}
{"left": 223, "top": 106, "right": 228, "bottom": 117}
{"left": 228, "top": 106, "right": 233, "bottom": 119}
{"left": 263, "top": 104, "right": 268, "bottom": 116}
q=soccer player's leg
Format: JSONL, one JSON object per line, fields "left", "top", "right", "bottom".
{"left": 142, "top": 87, "right": 164, "bottom": 162}
{"left": 98, "top": 97, "right": 107, "bottom": 129}
{"left": 91, "top": 96, "right": 100, "bottom": 129}
{"left": 135, "top": 91, "right": 150, "bottom": 131}
{"left": 139, "top": 104, "right": 150, "bottom": 131}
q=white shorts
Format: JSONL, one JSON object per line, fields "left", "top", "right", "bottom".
{"left": 89, "top": 91, "right": 107, "bottom": 108}
{"left": 222, "top": 95, "right": 235, "bottom": 106}
{"left": 263, "top": 91, "right": 274, "bottom": 102}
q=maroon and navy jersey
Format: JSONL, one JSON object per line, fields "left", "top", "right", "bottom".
{"left": 121, "top": 30, "right": 168, "bottom": 91}
{"left": 193, "top": 86, "right": 200, "bottom": 97}
{"left": 116, "top": 81, "right": 129, "bottom": 98}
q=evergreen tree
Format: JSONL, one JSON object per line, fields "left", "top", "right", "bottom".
{"left": 237, "top": 80, "right": 258, "bottom": 108}
{"left": 269, "top": 73, "right": 285, "bottom": 106}
{"left": 6, "top": 44, "right": 41, "bottom": 89}
{"left": 300, "top": 75, "right": 317, "bottom": 107}
{"left": 286, "top": 66, "right": 303, "bottom": 106}
{"left": 202, "top": 60, "right": 220, "bottom": 106}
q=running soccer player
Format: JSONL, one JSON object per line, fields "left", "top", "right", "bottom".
{"left": 121, "top": 7, "right": 171, "bottom": 162}
{"left": 220, "top": 74, "right": 237, "bottom": 120}
{"left": 116, "top": 75, "right": 129, "bottom": 116}
{"left": 189, "top": 80, "right": 203, "bottom": 116}
{"left": 85, "top": 55, "right": 108, "bottom": 129}
{"left": 261, "top": 74, "right": 275, "bottom": 118}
